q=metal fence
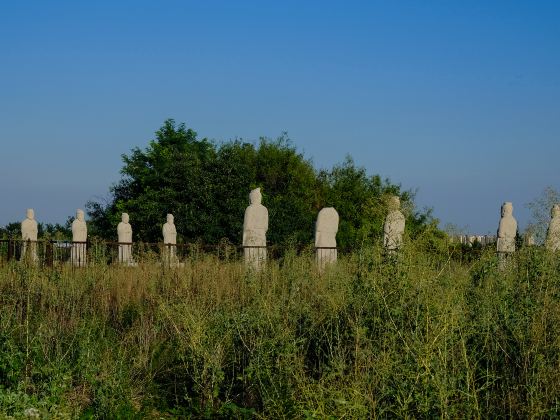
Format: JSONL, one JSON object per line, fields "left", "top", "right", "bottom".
{"left": 0, "top": 239, "right": 339, "bottom": 268}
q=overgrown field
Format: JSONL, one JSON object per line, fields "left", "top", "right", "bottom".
{"left": 1, "top": 239, "right": 560, "bottom": 418}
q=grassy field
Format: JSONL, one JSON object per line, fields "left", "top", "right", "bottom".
{"left": 1, "top": 238, "right": 560, "bottom": 418}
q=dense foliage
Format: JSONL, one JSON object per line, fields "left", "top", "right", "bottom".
{"left": 86, "top": 119, "right": 434, "bottom": 248}
{"left": 1, "top": 241, "right": 559, "bottom": 417}
{"left": 0, "top": 222, "right": 70, "bottom": 240}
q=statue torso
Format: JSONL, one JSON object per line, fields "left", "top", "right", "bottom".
{"left": 497, "top": 215, "right": 517, "bottom": 253}
{"left": 546, "top": 217, "right": 560, "bottom": 251}
{"left": 117, "top": 222, "right": 132, "bottom": 242}
{"left": 21, "top": 218, "right": 38, "bottom": 241}
{"left": 315, "top": 208, "right": 339, "bottom": 247}
{"left": 243, "top": 204, "right": 268, "bottom": 246}
{"left": 163, "top": 223, "right": 177, "bottom": 244}
{"left": 72, "top": 220, "right": 87, "bottom": 241}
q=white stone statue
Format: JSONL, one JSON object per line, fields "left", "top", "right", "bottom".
{"left": 383, "top": 196, "right": 405, "bottom": 253}
{"left": 243, "top": 188, "right": 268, "bottom": 270}
{"left": 117, "top": 213, "right": 134, "bottom": 265}
{"left": 315, "top": 207, "right": 339, "bottom": 271}
{"left": 162, "top": 213, "right": 177, "bottom": 264}
{"left": 545, "top": 204, "right": 560, "bottom": 252}
{"left": 497, "top": 202, "right": 517, "bottom": 264}
{"left": 71, "top": 209, "right": 87, "bottom": 267}
{"left": 21, "top": 208, "right": 38, "bottom": 262}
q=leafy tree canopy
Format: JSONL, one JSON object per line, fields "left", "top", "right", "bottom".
{"left": 0, "top": 222, "right": 70, "bottom": 240}
{"left": 86, "top": 119, "right": 437, "bottom": 248}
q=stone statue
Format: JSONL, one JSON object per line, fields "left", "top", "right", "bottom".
{"left": 71, "top": 209, "right": 87, "bottom": 267}
{"left": 162, "top": 213, "right": 177, "bottom": 264}
{"left": 243, "top": 188, "right": 268, "bottom": 270}
{"left": 117, "top": 213, "right": 134, "bottom": 265}
{"left": 383, "top": 196, "right": 405, "bottom": 253}
{"left": 525, "top": 233, "right": 536, "bottom": 247}
{"left": 497, "top": 202, "right": 517, "bottom": 266}
{"left": 545, "top": 204, "right": 560, "bottom": 252}
{"left": 21, "top": 208, "right": 38, "bottom": 262}
{"left": 315, "top": 207, "right": 339, "bottom": 271}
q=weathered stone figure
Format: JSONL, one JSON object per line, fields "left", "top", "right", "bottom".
{"left": 243, "top": 188, "right": 268, "bottom": 270}
{"left": 497, "top": 202, "right": 517, "bottom": 266}
{"left": 21, "top": 208, "right": 38, "bottom": 262}
{"left": 71, "top": 209, "right": 87, "bottom": 267}
{"left": 315, "top": 207, "right": 339, "bottom": 271}
{"left": 383, "top": 196, "right": 405, "bottom": 253}
{"left": 545, "top": 204, "right": 560, "bottom": 252}
{"left": 162, "top": 213, "right": 177, "bottom": 264}
{"left": 117, "top": 213, "right": 134, "bottom": 264}
{"left": 525, "top": 233, "right": 536, "bottom": 247}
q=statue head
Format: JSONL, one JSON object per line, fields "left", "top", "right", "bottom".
{"left": 387, "top": 196, "right": 401, "bottom": 211}
{"left": 501, "top": 202, "right": 513, "bottom": 217}
{"left": 166, "top": 213, "right": 174, "bottom": 224}
{"left": 76, "top": 209, "right": 85, "bottom": 222}
{"left": 26, "top": 208, "right": 35, "bottom": 220}
{"left": 122, "top": 213, "right": 129, "bottom": 224}
{"left": 552, "top": 204, "right": 560, "bottom": 218}
{"left": 249, "top": 188, "right": 262, "bottom": 205}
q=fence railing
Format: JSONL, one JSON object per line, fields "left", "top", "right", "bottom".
{"left": 0, "top": 239, "right": 342, "bottom": 268}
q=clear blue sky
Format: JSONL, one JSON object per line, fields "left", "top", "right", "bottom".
{"left": 1, "top": 0, "right": 559, "bottom": 233}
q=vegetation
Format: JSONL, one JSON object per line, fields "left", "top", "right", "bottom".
{"left": 85, "top": 119, "right": 433, "bottom": 248}
{"left": 526, "top": 186, "right": 560, "bottom": 244}
{"left": 1, "top": 237, "right": 560, "bottom": 418}
{"left": 2, "top": 122, "right": 558, "bottom": 417}
{"left": 0, "top": 222, "right": 70, "bottom": 241}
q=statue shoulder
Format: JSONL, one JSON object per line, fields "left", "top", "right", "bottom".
{"left": 245, "top": 203, "right": 268, "bottom": 215}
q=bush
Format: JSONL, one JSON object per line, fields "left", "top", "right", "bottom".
{"left": 1, "top": 240, "right": 559, "bottom": 417}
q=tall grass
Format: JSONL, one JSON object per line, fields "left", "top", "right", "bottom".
{"left": 1, "top": 238, "right": 560, "bottom": 418}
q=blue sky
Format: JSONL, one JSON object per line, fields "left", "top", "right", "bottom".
{"left": 1, "top": 0, "right": 559, "bottom": 233}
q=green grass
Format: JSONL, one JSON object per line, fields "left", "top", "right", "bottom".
{"left": 1, "top": 238, "right": 560, "bottom": 418}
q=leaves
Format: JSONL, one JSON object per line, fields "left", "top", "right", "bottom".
{"left": 86, "top": 119, "right": 433, "bottom": 247}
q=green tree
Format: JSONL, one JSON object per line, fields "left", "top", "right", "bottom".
{"left": 0, "top": 223, "right": 20, "bottom": 239}
{"left": 318, "top": 157, "right": 415, "bottom": 249}
{"left": 87, "top": 119, "right": 436, "bottom": 248}
{"left": 253, "top": 135, "right": 320, "bottom": 245}
{"left": 209, "top": 141, "right": 257, "bottom": 242}
{"left": 0, "top": 221, "right": 70, "bottom": 240}
{"left": 88, "top": 119, "right": 218, "bottom": 242}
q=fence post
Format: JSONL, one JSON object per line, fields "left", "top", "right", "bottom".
{"left": 7, "top": 239, "right": 14, "bottom": 261}
{"left": 46, "top": 241, "right": 53, "bottom": 267}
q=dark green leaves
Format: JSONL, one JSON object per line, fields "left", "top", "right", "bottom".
{"left": 86, "top": 119, "right": 433, "bottom": 247}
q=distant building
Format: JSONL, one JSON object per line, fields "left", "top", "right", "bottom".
{"left": 451, "top": 235, "right": 497, "bottom": 247}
